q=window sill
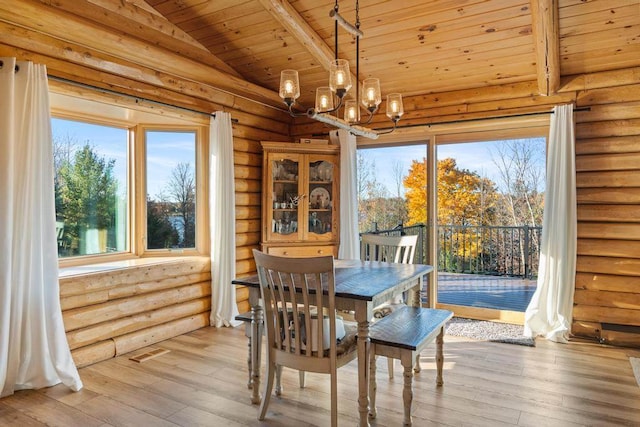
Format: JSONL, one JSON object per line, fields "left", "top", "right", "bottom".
{"left": 58, "top": 255, "right": 210, "bottom": 279}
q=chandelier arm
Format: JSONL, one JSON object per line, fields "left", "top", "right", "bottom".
{"left": 288, "top": 103, "right": 310, "bottom": 117}
{"left": 373, "top": 119, "right": 399, "bottom": 135}
{"left": 354, "top": 107, "right": 376, "bottom": 125}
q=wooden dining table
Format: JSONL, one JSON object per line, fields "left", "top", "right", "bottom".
{"left": 232, "top": 258, "right": 433, "bottom": 427}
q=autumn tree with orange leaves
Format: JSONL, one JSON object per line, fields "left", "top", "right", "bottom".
{"left": 403, "top": 157, "right": 498, "bottom": 226}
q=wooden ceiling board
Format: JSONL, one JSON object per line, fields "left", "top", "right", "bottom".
{"left": 561, "top": 26, "right": 639, "bottom": 55}
{"left": 4, "top": 0, "right": 636, "bottom": 115}
{"left": 559, "top": 0, "right": 638, "bottom": 19}
{"left": 180, "top": 4, "right": 270, "bottom": 35}
{"left": 146, "top": 0, "right": 247, "bottom": 24}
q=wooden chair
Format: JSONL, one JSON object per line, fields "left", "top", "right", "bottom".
{"left": 235, "top": 311, "right": 306, "bottom": 394}
{"left": 252, "top": 250, "right": 358, "bottom": 427}
{"left": 360, "top": 233, "right": 419, "bottom": 377}
{"left": 368, "top": 306, "right": 453, "bottom": 426}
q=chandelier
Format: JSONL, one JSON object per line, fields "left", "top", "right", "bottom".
{"left": 278, "top": 0, "right": 403, "bottom": 140}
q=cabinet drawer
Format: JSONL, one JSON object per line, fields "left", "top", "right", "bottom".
{"left": 268, "top": 245, "right": 337, "bottom": 257}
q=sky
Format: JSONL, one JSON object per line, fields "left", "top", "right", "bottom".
{"left": 358, "top": 138, "right": 546, "bottom": 196}
{"left": 51, "top": 118, "right": 195, "bottom": 198}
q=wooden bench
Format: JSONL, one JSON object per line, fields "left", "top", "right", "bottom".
{"left": 368, "top": 306, "right": 453, "bottom": 426}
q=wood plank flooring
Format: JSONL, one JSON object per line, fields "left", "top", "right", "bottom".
{"left": 1, "top": 326, "right": 640, "bottom": 426}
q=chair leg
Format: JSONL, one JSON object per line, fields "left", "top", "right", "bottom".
{"left": 330, "top": 368, "right": 338, "bottom": 427}
{"left": 401, "top": 355, "right": 414, "bottom": 427}
{"left": 299, "top": 370, "right": 305, "bottom": 388}
{"left": 258, "top": 357, "right": 276, "bottom": 420}
{"left": 387, "top": 356, "right": 394, "bottom": 379}
{"left": 275, "top": 364, "right": 283, "bottom": 396}
{"left": 368, "top": 347, "right": 378, "bottom": 419}
{"left": 245, "top": 328, "right": 253, "bottom": 389}
{"left": 436, "top": 327, "right": 445, "bottom": 386}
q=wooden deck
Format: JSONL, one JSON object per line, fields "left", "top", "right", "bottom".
{"left": 2, "top": 325, "right": 639, "bottom": 426}
{"left": 436, "top": 273, "right": 537, "bottom": 312}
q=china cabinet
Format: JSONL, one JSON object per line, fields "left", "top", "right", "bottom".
{"left": 260, "top": 141, "right": 339, "bottom": 257}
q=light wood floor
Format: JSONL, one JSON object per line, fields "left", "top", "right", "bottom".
{"left": 2, "top": 326, "right": 640, "bottom": 426}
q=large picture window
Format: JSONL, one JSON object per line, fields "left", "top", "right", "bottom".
{"left": 52, "top": 118, "right": 129, "bottom": 258}
{"left": 145, "top": 130, "right": 197, "bottom": 250}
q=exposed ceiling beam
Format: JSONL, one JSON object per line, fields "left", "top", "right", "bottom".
{"left": 530, "top": 0, "right": 560, "bottom": 96}
{"left": 257, "top": 0, "right": 358, "bottom": 88}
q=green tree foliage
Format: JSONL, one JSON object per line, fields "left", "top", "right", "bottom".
{"left": 167, "top": 162, "right": 196, "bottom": 248}
{"left": 146, "top": 162, "right": 195, "bottom": 249}
{"left": 57, "top": 144, "right": 118, "bottom": 255}
{"left": 146, "top": 198, "right": 179, "bottom": 249}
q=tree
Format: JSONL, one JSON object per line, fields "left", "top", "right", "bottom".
{"left": 403, "top": 157, "right": 498, "bottom": 227}
{"left": 52, "top": 132, "right": 77, "bottom": 217}
{"left": 146, "top": 198, "right": 179, "bottom": 249}
{"left": 57, "top": 144, "right": 119, "bottom": 255}
{"left": 491, "top": 139, "right": 545, "bottom": 228}
{"left": 356, "top": 152, "right": 406, "bottom": 232}
{"left": 403, "top": 158, "right": 427, "bottom": 225}
{"left": 166, "top": 162, "right": 196, "bottom": 247}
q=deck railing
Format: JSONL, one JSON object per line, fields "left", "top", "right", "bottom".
{"left": 362, "top": 223, "right": 542, "bottom": 279}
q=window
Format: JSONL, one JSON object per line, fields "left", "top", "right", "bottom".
{"left": 52, "top": 118, "right": 129, "bottom": 258}
{"left": 145, "top": 130, "right": 197, "bottom": 250}
{"left": 51, "top": 113, "right": 205, "bottom": 262}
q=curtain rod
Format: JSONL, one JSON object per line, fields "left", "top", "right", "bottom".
{"left": 312, "top": 106, "right": 591, "bottom": 137}
{"left": 48, "top": 75, "right": 239, "bottom": 123}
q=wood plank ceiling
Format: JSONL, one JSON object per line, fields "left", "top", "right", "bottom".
{"left": 1, "top": 0, "right": 638, "bottom": 115}
{"left": 142, "top": 0, "right": 640, "bottom": 108}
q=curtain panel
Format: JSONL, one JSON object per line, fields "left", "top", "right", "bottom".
{"left": 209, "top": 112, "right": 241, "bottom": 327}
{"left": 0, "top": 57, "right": 82, "bottom": 396}
{"left": 332, "top": 130, "right": 360, "bottom": 260}
{"left": 524, "top": 104, "right": 577, "bottom": 343}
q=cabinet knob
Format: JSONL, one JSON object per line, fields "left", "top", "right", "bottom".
{"left": 283, "top": 251, "right": 288, "bottom": 255}
{"left": 317, "top": 250, "right": 323, "bottom": 254}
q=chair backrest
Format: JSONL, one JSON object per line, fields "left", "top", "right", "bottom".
{"left": 253, "top": 249, "right": 338, "bottom": 365}
{"left": 360, "top": 234, "right": 418, "bottom": 265}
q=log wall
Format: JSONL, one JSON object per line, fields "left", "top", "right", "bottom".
{"left": 60, "top": 258, "right": 211, "bottom": 367}
{"left": 573, "top": 81, "right": 640, "bottom": 347}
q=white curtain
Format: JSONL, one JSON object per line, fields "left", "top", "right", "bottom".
{"left": 524, "top": 104, "right": 577, "bottom": 343}
{"left": 209, "top": 112, "right": 241, "bottom": 327}
{"left": 0, "top": 58, "right": 83, "bottom": 397}
{"left": 331, "top": 130, "right": 360, "bottom": 260}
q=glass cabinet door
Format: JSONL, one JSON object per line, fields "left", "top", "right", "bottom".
{"left": 307, "top": 157, "right": 335, "bottom": 238}
{"left": 269, "top": 155, "right": 301, "bottom": 240}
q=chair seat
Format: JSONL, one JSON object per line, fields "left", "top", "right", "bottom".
{"left": 335, "top": 322, "right": 358, "bottom": 357}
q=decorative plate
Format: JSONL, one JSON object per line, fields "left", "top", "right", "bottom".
{"left": 309, "top": 187, "right": 330, "bottom": 208}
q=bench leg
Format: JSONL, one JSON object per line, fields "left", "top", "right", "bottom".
{"left": 401, "top": 353, "right": 414, "bottom": 427}
{"left": 368, "top": 346, "right": 378, "bottom": 419}
{"left": 414, "top": 353, "right": 421, "bottom": 373}
{"left": 436, "top": 327, "right": 444, "bottom": 386}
